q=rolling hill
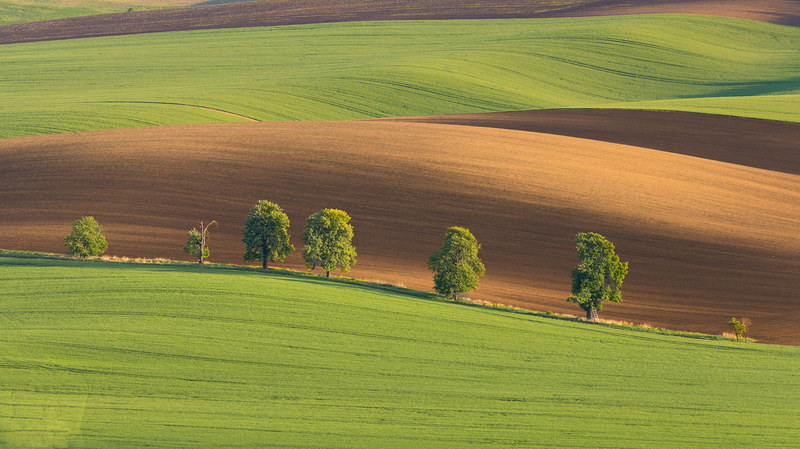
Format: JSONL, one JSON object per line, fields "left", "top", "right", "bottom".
{"left": 2, "top": 256, "right": 799, "bottom": 446}
{"left": 2, "top": 1, "right": 800, "bottom": 444}
{"left": 1, "top": 0, "right": 798, "bottom": 344}
{"left": 1, "top": 15, "right": 798, "bottom": 139}
{"left": 2, "top": 118, "right": 798, "bottom": 344}
{"left": 2, "top": 0, "right": 799, "bottom": 42}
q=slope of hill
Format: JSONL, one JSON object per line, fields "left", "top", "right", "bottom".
{"left": 0, "top": 0, "right": 120, "bottom": 26}
{"left": 392, "top": 110, "right": 800, "bottom": 176}
{"left": 2, "top": 257, "right": 799, "bottom": 446}
{"left": 2, "top": 119, "right": 798, "bottom": 344}
{"left": 1, "top": 15, "right": 798, "bottom": 139}
{"left": 1, "top": 0, "right": 798, "bottom": 43}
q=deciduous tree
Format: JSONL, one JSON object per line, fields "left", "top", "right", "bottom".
{"left": 302, "top": 209, "right": 356, "bottom": 278}
{"left": 427, "top": 227, "right": 485, "bottom": 300}
{"left": 183, "top": 220, "right": 216, "bottom": 264}
{"left": 64, "top": 216, "right": 108, "bottom": 258}
{"left": 567, "top": 232, "right": 628, "bottom": 321}
{"left": 727, "top": 317, "right": 751, "bottom": 339}
{"left": 243, "top": 201, "right": 294, "bottom": 270}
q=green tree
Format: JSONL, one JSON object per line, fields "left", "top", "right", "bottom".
{"left": 183, "top": 220, "right": 216, "bottom": 264}
{"left": 64, "top": 216, "right": 108, "bottom": 258}
{"left": 727, "top": 317, "right": 751, "bottom": 339}
{"left": 243, "top": 201, "right": 294, "bottom": 270}
{"left": 427, "top": 227, "right": 486, "bottom": 300}
{"left": 302, "top": 209, "right": 357, "bottom": 278}
{"left": 567, "top": 232, "right": 628, "bottom": 321}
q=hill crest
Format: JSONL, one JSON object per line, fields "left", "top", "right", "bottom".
{"left": 2, "top": 118, "right": 798, "bottom": 344}
{"left": 1, "top": 0, "right": 798, "bottom": 45}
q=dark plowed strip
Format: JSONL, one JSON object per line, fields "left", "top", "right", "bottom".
{"left": 388, "top": 110, "right": 800, "bottom": 176}
{"left": 2, "top": 0, "right": 798, "bottom": 45}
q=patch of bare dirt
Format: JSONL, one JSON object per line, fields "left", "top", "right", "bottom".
{"left": 1, "top": 0, "right": 798, "bottom": 45}
{"left": 1, "top": 118, "right": 798, "bottom": 344}
{"left": 389, "top": 110, "right": 800, "bottom": 176}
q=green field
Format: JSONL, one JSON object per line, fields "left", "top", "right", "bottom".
{"left": 2, "top": 256, "right": 799, "bottom": 447}
{"left": 1, "top": 0, "right": 116, "bottom": 25}
{"left": 1, "top": 14, "right": 798, "bottom": 138}
{"left": 0, "top": 0, "right": 177, "bottom": 26}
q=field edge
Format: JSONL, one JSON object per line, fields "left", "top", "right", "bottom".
{"left": 0, "top": 249, "right": 757, "bottom": 345}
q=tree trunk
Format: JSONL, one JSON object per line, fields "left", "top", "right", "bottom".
{"left": 586, "top": 307, "right": 599, "bottom": 321}
{"left": 326, "top": 271, "right": 330, "bottom": 278}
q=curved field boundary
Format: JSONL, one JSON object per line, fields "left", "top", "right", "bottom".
{"left": 102, "top": 101, "right": 260, "bottom": 121}
{"left": 3, "top": 258, "right": 799, "bottom": 446}
{"left": 3, "top": 16, "right": 798, "bottom": 139}
{"left": 2, "top": 119, "right": 799, "bottom": 344}
{"left": 1, "top": 0, "right": 798, "bottom": 45}
{"left": 388, "top": 110, "right": 800, "bottom": 176}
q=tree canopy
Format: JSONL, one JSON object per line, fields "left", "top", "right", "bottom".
{"left": 427, "top": 226, "right": 485, "bottom": 300}
{"left": 64, "top": 216, "right": 108, "bottom": 258}
{"left": 243, "top": 201, "right": 294, "bottom": 270}
{"left": 302, "top": 209, "right": 357, "bottom": 278}
{"left": 567, "top": 232, "right": 628, "bottom": 321}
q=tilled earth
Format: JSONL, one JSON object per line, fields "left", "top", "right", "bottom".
{"left": 2, "top": 0, "right": 798, "bottom": 344}
{"left": 2, "top": 114, "right": 798, "bottom": 344}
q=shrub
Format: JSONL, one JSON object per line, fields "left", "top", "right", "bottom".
{"left": 727, "top": 317, "right": 751, "bottom": 339}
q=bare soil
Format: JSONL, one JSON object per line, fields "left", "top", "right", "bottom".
{"left": 390, "top": 110, "right": 800, "bottom": 176}
{"left": 2, "top": 0, "right": 798, "bottom": 45}
{"left": 2, "top": 114, "right": 798, "bottom": 344}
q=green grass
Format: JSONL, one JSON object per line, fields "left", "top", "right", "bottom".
{"left": 1, "top": 256, "right": 797, "bottom": 447}
{"left": 1, "top": 14, "right": 798, "bottom": 138}
{"left": 0, "top": 0, "right": 179, "bottom": 26}
{"left": 0, "top": 0, "right": 116, "bottom": 25}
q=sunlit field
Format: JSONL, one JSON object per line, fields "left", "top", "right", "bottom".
{"left": 2, "top": 257, "right": 799, "bottom": 447}
{"left": 1, "top": 15, "right": 798, "bottom": 138}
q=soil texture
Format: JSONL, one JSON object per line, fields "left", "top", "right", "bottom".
{"left": 2, "top": 116, "right": 798, "bottom": 344}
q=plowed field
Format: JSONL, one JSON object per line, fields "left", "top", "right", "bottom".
{"left": 2, "top": 114, "right": 799, "bottom": 344}
{"left": 1, "top": 0, "right": 798, "bottom": 44}
{"left": 393, "top": 110, "right": 800, "bottom": 176}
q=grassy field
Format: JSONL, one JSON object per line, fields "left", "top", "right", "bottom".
{"left": 1, "top": 256, "right": 798, "bottom": 447}
{"left": 0, "top": 0, "right": 117, "bottom": 25}
{"left": 1, "top": 14, "right": 798, "bottom": 138}
{"left": 0, "top": 0, "right": 185, "bottom": 26}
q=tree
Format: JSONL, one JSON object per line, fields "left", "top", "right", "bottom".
{"left": 427, "top": 227, "right": 486, "bottom": 300}
{"left": 183, "top": 220, "right": 217, "bottom": 264}
{"left": 302, "top": 209, "right": 357, "bottom": 278}
{"left": 727, "top": 317, "right": 751, "bottom": 339}
{"left": 243, "top": 201, "right": 294, "bottom": 270}
{"left": 567, "top": 232, "right": 628, "bottom": 321}
{"left": 64, "top": 216, "right": 108, "bottom": 258}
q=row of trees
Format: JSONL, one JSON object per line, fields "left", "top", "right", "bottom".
{"left": 63, "top": 211, "right": 629, "bottom": 320}
{"left": 241, "top": 201, "right": 357, "bottom": 278}
{"left": 64, "top": 215, "right": 753, "bottom": 333}
{"left": 427, "top": 229, "right": 630, "bottom": 321}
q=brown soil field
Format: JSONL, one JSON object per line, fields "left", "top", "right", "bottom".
{"left": 2, "top": 0, "right": 798, "bottom": 45}
{"left": 2, "top": 117, "right": 799, "bottom": 344}
{"left": 391, "top": 110, "right": 800, "bottom": 176}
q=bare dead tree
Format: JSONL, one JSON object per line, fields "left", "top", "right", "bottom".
{"left": 184, "top": 220, "right": 217, "bottom": 264}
